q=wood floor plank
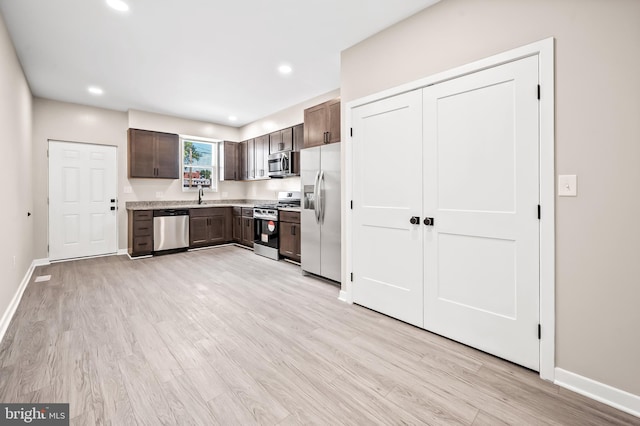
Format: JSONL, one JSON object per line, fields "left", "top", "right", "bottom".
{"left": 117, "top": 352, "right": 176, "bottom": 426}
{"left": 0, "top": 246, "right": 637, "bottom": 426}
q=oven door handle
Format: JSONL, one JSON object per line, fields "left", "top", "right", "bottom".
{"left": 313, "top": 170, "right": 320, "bottom": 224}
{"left": 281, "top": 153, "right": 286, "bottom": 174}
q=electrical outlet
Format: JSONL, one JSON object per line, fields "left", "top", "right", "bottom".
{"left": 222, "top": 192, "right": 228, "bottom": 198}
{"left": 155, "top": 191, "right": 164, "bottom": 198}
{"left": 558, "top": 175, "right": 577, "bottom": 196}
{"left": 123, "top": 186, "right": 132, "bottom": 194}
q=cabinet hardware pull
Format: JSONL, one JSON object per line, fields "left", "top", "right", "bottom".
{"left": 291, "top": 225, "right": 295, "bottom": 236}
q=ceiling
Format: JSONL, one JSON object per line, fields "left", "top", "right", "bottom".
{"left": 0, "top": 0, "right": 439, "bottom": 127}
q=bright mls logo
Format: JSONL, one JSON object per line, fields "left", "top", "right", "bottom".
{"left": 1, "top": 404, "right": 68, "bottom": 425}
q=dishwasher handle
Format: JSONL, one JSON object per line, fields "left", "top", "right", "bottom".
{"left": 153, "top": 209, "right": 189, "bottom": 217}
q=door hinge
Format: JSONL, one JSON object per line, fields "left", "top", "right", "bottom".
{"left": 350, "top": 200, "right": 353, "bottom": 209}
{"left": 537, "top": 204, "right": 541, "bottom": 220}
{"left": 538, "top": 324, "right": 541, "bottom": 339}
{"left": 46, "top": 149, "right": 49, "bottom": 158}
{"left": 47, "top": 244, "right": 49, "bottom": 253}
{"left": 350, "top": 272, "right": 353, "bottom": 282}
{"left": 537, "top": 85, "right": 541, "bottom": 100}
{"left": 350, "top": 127, "right": 353, "bottom": 137}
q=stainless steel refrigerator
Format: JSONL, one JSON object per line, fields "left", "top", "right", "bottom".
{"left": 301, "top": 143, "right": 341, "bottom": 282}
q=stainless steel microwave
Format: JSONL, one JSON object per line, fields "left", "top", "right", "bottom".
{"left": 268, "top": 151, "right": 297, "bottom": 178}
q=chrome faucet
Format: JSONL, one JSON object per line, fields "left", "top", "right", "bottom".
{"left": 198, "top": 185, "right": 204, "bottom": 204}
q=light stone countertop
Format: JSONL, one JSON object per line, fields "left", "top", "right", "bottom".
{"left": 125, "top": 199, "right": 273, "bottom": 211}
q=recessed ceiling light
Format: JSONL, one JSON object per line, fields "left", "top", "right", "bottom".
{"left": 88, "top": 86, "right": 104, "bottom": 95}
{"left": 278, "top": 64, "right": 293, "bottom": 75}
{"left": 106, "top": 0, "right": 129, "bottom": 12}
{"left": 228, "top": 116, "right": 238, "bottom": 122}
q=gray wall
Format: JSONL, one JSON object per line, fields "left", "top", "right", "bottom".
{"left": 0, "top": 14, "right": 33, "bottom": 320}
{"left": 341, "top": 0, "right": 640, "bottom": 396}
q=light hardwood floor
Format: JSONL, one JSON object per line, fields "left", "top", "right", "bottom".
{"left": 0, "top": 246, "right": 637, "bottom": 425}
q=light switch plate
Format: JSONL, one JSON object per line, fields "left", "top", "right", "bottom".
{"left": 558, "top": 175, "right": 577, "bottom": 196}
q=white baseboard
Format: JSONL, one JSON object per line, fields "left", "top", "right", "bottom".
{"left": 0, "top": 260, "right": 39, "bottom": 344}
{"left": 32, "top": 258, "right": 50, "bottom": 267}
{"left": 555, "top": 368, "right": 640, "bottom": 418}
{"left": 338, "top": 290, "right": 351, "bottom": 303}
{"left": 117, "top": 249, "right": 128, "bottom": 256}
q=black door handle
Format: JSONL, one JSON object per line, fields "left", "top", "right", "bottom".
{"left": 423, "top": 217, "right": 434, "bottom": 226}
{"left": 110, "top": 206, "right": 116, "bottom": 211}
{"left": 409, "top": 216, "right": 420, "bottom": 225}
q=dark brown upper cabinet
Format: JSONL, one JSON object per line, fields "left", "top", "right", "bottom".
{"left": 239, "top": 140, "right": 248, "bottom": 180}
{"left": 128, "top": 128, "right": 179, "bottom": 179}
{"left": 269, "top": 127, "right": 293, "bottom": 154}
{"left": 292, "top": 123, "right": 303, "bottom": 152}
{"left": 254, "top": 135, "right": 269, "bottom": 179}
{"left": 303, "top": 98, "right": 341, "bottom": 148}
{"left": 220, "top": 141, "right": 239, "bottom": 181}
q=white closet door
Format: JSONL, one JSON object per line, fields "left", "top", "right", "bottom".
{"left": 49, "top": 141, "right": 117, "bottom": 261}
{"left": 352, "top": 89, "right": 424, "bottom": 327}
{"left": 423, "top": 56, "right": 540, "bottom": 370}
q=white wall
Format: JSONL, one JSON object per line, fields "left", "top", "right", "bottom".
{"left": 0, "top": 13, "right": 33, "bottom": 317}
{"left": 341, "top": 0, "right": 640, "bottom": 397}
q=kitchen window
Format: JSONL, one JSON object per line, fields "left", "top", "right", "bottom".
{"left": 181, "top": 137, "right": 220, "bottom": 191}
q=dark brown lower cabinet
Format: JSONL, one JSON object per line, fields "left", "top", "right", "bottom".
{"left": 232, "top": 207, "right": 242, "bottom": 242}
{"left": 239, "top": 207, "right": 254, "bottom": 248}
{"left": 189, "top": 207, "right": 232, "bottom": 248}
{"left": 128, "top": 210, "right": 153, "bottom": 257}
{"left": 279, "top": 210, "right": 301, "bottom": 262}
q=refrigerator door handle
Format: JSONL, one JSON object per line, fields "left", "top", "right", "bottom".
{"left": 319, "top": 170, "right": 325, "bottom": 224}
{"left": 313, "top": 171, "right": 320, "bottom": 224}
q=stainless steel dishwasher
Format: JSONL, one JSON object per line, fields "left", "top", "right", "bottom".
{"left": 153, "top": 209, "right": 189, "bottom": 252}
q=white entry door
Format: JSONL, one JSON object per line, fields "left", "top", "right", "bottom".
{"left": 352, "top": 89, "right": 424, "bottom": 327}
{"left": 49, "top": 141, "right": 117, "bottom": 261}
{"left": 423, "top": 56, "right": 540, "bottom": 370}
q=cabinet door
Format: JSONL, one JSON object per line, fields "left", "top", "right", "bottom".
{"left": 242, "top": 217, "right": 254, "bottom": 247}
{"left": 279, "top": 221, "right": 296, "bottom": 258}
{"left": 255, "top": 135, "right": 269, "bottom": 179}
{"left": 232, "top": 213, "right": 242, "bottom": 242}
{"left": 222, "top": 141, "right": 239, "bottom": 181}
{"left": 281, "top": 127, "right": 293, "bottom": 152}
{"left": 155, "top": 132, "right": 180, "bottom": 178}
{"left": 292, "top": 124, "right": 303, "bottom": 152}
{"left": 269, "top": 130, "right": 282, "bottom": 154}
{"left": 304, "top": 103, "right": 327, "bottom": 148}
{"left": 247, "top": 138, "right": 255, "bottom": 179}
{"left": 190, "top": 216, "right": 210, "bottom": 246}
{"left": 209, "top": 215, "right": 227, "bottom": 244}
{"left": 128, "top": 129, "right": 155, "bottom": 178}
{"left": 239, "top": 141, "right": 248, "bottom": 180}
{"left": 327, "top": 99, "right": 341, "bottom": 144}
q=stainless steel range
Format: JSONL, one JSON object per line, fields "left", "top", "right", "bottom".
{"left": 253, "top": 191, "right": 301, "bottom": 260}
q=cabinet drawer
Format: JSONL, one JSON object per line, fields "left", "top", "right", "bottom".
{"left": 279, "top": 210, "right": 300, "bottom": 223}
{"left": 242, "top": 207, "right": 254, "bottom": 218}
{"left": 232, "top": 206, "right": 242, "bottom": 216}
{"left": 133, "top": 220, "right": 153, "bottom": 237}
{"left": 133, "top": 210, "right": 152, "bottom": 220}
{"left": 133, "top": 236, "right": 152, "bottom": 253}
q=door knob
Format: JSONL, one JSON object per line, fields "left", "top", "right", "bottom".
{"left": 409, "top": 216, "right": 420, "bottom": 225}
{"left": 423, "top": 217, "right": 434, "bottom": 226}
